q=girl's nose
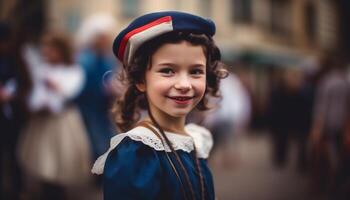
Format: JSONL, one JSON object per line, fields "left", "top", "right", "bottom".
{"left": 174, "top": 75, "right": 192, "bottom": 92}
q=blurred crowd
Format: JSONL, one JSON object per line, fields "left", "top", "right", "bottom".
{"left": 188, "top": 48, "right": 350, "bottom": 199}
{"left": 265, "top": 53, "right": 350, "bottom": 199}
{"left": 0, "top": 14, "right": 120, "bottom": 199}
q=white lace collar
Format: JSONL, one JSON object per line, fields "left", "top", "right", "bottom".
{"left": 91, "top": 123, "right": 213, "bottom": 174}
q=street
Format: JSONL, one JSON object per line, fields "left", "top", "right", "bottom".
{"left": 210, "top": 132, "right": 326, "bottom": 200}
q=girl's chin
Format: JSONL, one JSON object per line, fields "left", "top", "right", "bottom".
{"left": 165, "top": 104, "right": 199, "bottom": 117}
{"left": 165, "top": 110, "right": 191, "bottom": 118}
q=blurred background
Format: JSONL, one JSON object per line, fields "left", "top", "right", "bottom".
{"left": 1, "top": 0, "right": 350, "bottom": 200}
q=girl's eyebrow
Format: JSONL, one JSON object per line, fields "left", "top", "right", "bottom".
{"left": 156, "top": 62, "right": 176, "bottom": 67}
{"left": 190, "top": 64, "right": 205, "bottom": 68}
{"left": 156, "top": 62, "right": 205, "bottom": 68}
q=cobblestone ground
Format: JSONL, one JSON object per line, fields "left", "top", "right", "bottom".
{"left": 209, "top": 131, "right": 327, "bottom": 200}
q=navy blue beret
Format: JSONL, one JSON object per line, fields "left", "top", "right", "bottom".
{"left": 113, "top": 11, "right": 216, "bottom": 66}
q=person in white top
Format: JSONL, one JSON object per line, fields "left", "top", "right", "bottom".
{"left": 18, "top": 32, "right": 92, "bottom": 200}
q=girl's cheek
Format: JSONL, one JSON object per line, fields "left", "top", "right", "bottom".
{"left": 150, "top": 80, "right": 172, "bottom": 93}
{"left": 194, "top": 79, "right": 206, "bottom": 93}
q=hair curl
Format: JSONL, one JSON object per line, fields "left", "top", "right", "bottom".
{"left": 114, "top": 31, "right": 228, "bottom": 132}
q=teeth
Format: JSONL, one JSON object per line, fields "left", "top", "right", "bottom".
{"left": 173, "top": 97, "right": 190, "bottom": 101}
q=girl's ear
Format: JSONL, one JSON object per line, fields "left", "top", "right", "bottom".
{"left": 136, "top": 83, "right": 146, "bottom": 92}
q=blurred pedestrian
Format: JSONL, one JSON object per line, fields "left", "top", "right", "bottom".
{"left": 203, "top": 72, "right": 251, "bottom": 169}
{"left": 310, "top": 53, "right": 350, "bottom": 198}
{"left": 267, "top": 67, "right": 312, "bottom": 171}
{"left": 75, "top": 20, "right": 118, "bottom": 160}
{"left": 0, "top": 21, "right": 32, "bottom": 200}
{"left": 17, "top": 32, "right": 92, "bottom": 200}
{"left": 267, "top": 68, "right": 296, "bottom": 168}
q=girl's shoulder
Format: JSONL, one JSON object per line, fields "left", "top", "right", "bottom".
{"left": 185, "top": 123, "right": 214, "bottom": 159}
{"left": 91, "top": 124, "right": 213, "bottom": 174}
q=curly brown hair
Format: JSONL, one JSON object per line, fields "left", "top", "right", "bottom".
{"left": 113, "top": 31, "right": 227, "bottom": 132}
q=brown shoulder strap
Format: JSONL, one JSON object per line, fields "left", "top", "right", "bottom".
{"left": 137, "top": 121, "right": 164, "bottom": 142}
{"left": 136, "top": 121, "right": 189, "bottom": 200}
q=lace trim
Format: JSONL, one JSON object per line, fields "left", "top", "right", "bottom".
{"left": 127, "top": 129, "right": 194, "bottom": 152}
{"left": 186, "top": 123, "right": 213, "bottom": 159}
{"left": 91, "top": 124, "right": 213, "bottom": 174}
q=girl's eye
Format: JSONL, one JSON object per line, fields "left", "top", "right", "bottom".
{"left": 190, "top": 69, "right": 205, "bottom": 75}
{"left": 159, "top": 68, "right": 175, "bottom": 75}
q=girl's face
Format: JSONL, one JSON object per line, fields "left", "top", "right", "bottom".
{"left": 41, "top": 43, "right": 62, "bottom": 64}
{"left": 137, "top": 41, "right": 207, "bottom": 120}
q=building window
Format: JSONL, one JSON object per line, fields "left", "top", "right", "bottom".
{"left": 305, "top": 2, "right": 316, "bottom": 42}
{"left": 232, "top": 0, "right": 252, "bottom": 24}
{"left": 121, "top": 0, "right": 139, "bottom": 18}
{"left": 270, "top": 0, "right": 292, "bottom": 36}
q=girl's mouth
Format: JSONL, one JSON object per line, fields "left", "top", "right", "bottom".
{"left": 167, "top": 96, "right": 194, "bottom": 105}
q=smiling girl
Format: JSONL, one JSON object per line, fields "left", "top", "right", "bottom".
{"left": 92, "top": 11, "right": 227, "bottom": 200}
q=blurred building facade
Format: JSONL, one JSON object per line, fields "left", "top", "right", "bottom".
{"left": 0, "top": 0, "right": 345, "bottom": 62}
{"left": 45, "top": 0, "right": 342, "bottom": 61}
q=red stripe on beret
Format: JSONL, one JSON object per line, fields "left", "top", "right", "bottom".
{"left": 117, "top": 16, "right": 172, "bottom": 60}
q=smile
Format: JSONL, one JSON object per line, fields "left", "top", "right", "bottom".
{"left": 167, "top": 96, "right": 194, "bottom": 105}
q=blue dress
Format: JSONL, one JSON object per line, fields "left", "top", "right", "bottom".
{"left": 92, "top": 124, "right": 215, "bottom": 200}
